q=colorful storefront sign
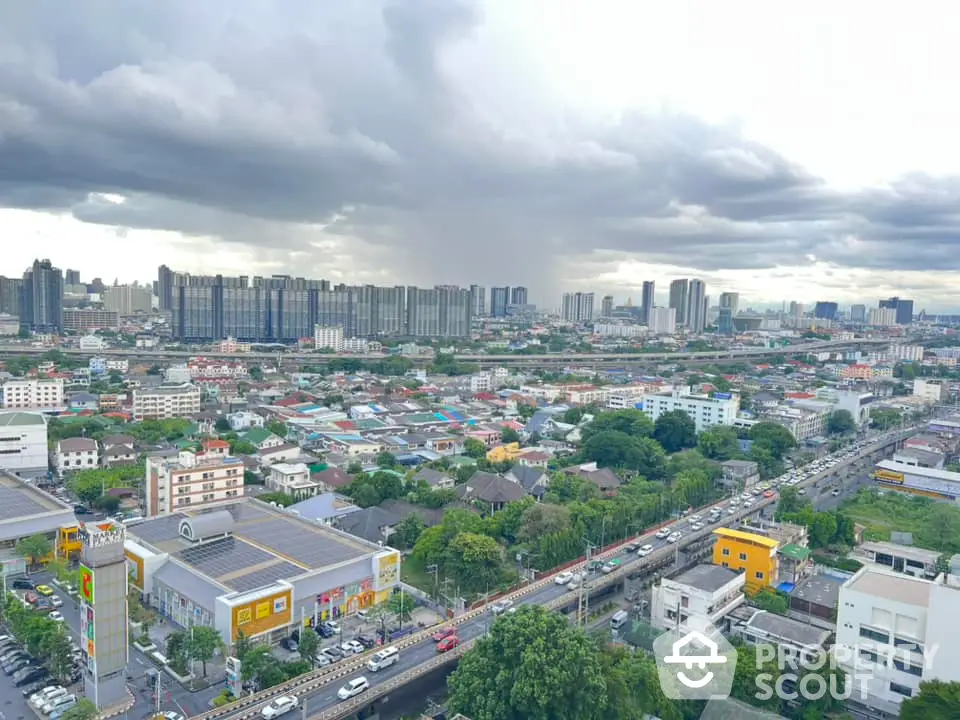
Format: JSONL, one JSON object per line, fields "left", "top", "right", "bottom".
{"left": 79, "top": 564, "right": 94, "bottom": 604}
{"left": 229, "top": 588, "right": 292, "bottom": 640}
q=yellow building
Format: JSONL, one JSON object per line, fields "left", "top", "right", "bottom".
{"left": 712, "top": 527, "right": 779, "bottom": 593}
{"left": 486, "top": 442, "right": 523, "bottom": 463}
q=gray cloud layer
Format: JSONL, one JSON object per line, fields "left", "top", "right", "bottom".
{"left": 1, "top": 0, "right": 959, "bottom": 293}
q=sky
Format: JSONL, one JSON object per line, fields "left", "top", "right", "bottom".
{"left": 2, "top": 0, "right": 960, "bottom": 311}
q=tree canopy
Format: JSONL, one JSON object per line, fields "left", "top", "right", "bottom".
{"left": 826, "top": 409, "right": 856, "bottom": 435}
{"left": 448, "top": 605, "right": 680, "bottom": 720}
{"left": 900, "top": 680, "right": 960, "bottom": 720}
{"left": 653, "top": 410, "right": 698, "bottom": 453}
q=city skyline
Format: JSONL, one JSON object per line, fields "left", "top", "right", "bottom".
{"left": 3, "top": 3, "right": 960, "bottom": 308}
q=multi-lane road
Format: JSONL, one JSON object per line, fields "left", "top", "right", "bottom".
{"left": 196, "top": 428, "right": 910, "bottom": 720}
{"left": 0, "top": 338, "right": 890, "bottom": 367}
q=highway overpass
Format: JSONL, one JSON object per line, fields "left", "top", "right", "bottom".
{"left": 0, "top": 337, "right": 890, "bottom": 368}
{"left": 190, "top": 429, "right": 910, "bottom": 720}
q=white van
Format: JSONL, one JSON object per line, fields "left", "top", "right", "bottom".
{"left": 367, "top": 645, "right": 399, "bottom": 672}
{"left": 610, "top": 610, "right": 629, "bottom": 630}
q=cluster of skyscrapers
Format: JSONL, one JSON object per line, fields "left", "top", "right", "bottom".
{"left": 814, "top": 297, "right": 914, "bottom": 326}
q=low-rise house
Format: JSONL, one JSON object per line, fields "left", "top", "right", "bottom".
{"left": 412, "top": 467, "right": 455, "bottom": 490}
{"left": 267, "top": 462, "right": 322, "bottom": 499}
{"left": 310, "top": 466, "right": 353, "bottom": 492}
{"left": 227, "top": 410, "right": 264, "bottom": 431}
{"left": 240, "top": 427, "right": 286, "bottom": 451}
{"left": 56, "top": 437, "right": 99, "bottom": 473}
{"left": 515, "top": 449, "right": 550, "bottom": 468}
{"left": 68, "top": 391, "right": 100, "bottom": 411}
{"left": 256, "top": 442, "right": 300, "bottom": 466}
{"left": 100, "top": 434, "right": 139, "bottom": 468}
{"left": 563, "top": 463, "right": 623, "bottom": 494}
{"left": 720, "top": 460, "right": 760, "bottom": 490}
{"left": 503, "top": 465, "right": 550, "bottom": 499}
{"left": 457, "top": 471, "right": 527, "bottom": 512}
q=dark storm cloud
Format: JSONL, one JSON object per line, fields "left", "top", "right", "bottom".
{"left": 1, "top": 0, "right": 960, "bottom": 287}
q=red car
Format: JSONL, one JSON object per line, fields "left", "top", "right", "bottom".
{"left": 436, "top": 635, "right": 461, "bottom": 653}
{"left": 763, "top": 490, "right": 775, "bottom": 498}
{"left": 431, "top": 626, "right": 457, "bottom": 642}
{"left": 23, "top": 591, "right": 38, "bottom": 605}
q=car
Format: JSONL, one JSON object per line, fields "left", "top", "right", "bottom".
{"left": 667, "top": 533, "right": 681, "bottom": 544}
{"left": 320, "top": 647, "right": 344, "bottom": 663}
{"left": 49, "top": 700, "right": 79, "bottom": 719}
{"left": 160, "top": 712, "right": 186, "bottom": 720}
{"left": 355, "top": 609, "right": 370, "bottom": 621}
{"left": 21, "top": 679, "right": 50, "bottom": 697}
{"left": 279, "top": 637, "right": 298, "bottom": 652}
{"left": 355, "top": 634, "right": 376, "bottom": 649}
{"left": 313, "top": 653, "right": 331, "bottom": 668}
{"left": 743, "top": 500, "right": 754, "bottom": 508}
{"left": 5, "top": 658, "right": 30, "bottom": 675}
{"left": 35, "top": 585, "right": 54, "bottom": 596}
{"left": 436, "top": 635, "right": 460, "bottom": 652}
{"left": 601, "top": 559, "right": 621, "bottom": 574}
{"left": 637, "top": 544, "right": 654, "bottom": 557}
{"left": 14, "top": 666, "right": 48, "bottom": 687}
{"left": 554, "top": 571, "right": 575, "bottom": 586}
{"left": 50, "top": 596, "right": 63, "bottom": 608}
{"left": 727, "top": 507, "right": 736, "bottom": 515}
{"left": 73, "top": 504, "right": 91, "bottom": 514}
{"left": 490, "top": 599, "right": 514, "bottom": 615}
{"left": 49, "top": 612, "right": 64, "bottom": 623}
{"left": 690, "top": 523, "right": 704, "bottom": 531}
{"left": 260, "top": 695, "right": 299, "bottom": 719}
{"left": 587, "top": 560, "right": 604, "bottom": 572}
{"left": 24, "top": 591, "right": 38, "bottom": 604}
{"left": 337, "top": 676, "right": 370, "bottom": 700}
{"left": 11, "top": 578, "right": 33, "bottom": 590}
{"left": 315, "top": 624, "right": 335, "bottom": 638}
{"left": 763, "top": 490, "right": 775, "bottom": 498}
{"left": 655, "top": 529, "right": 671, "bottom": 540}
{"left": 624, "top": 541, "right": 640, "bottom": 553}
{"left": 432, "top": 626, "right": 457, "bottom": 642}
{"left": 798, "top": 488, "right": 807, "bottom": 495}
{"left": 323, "top": 620, "right": 341, "bottom": 635}
{"left": 340, "top": 640, "right": 364, "bottom": 655}
{"left": 43, "top": 694, "right": 76, "bottom": 715}
{"left": 31, "top": 686, "right": 65, "bottom": 708}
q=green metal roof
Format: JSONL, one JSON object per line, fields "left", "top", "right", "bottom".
{"left": 778, "top": 544, "right": 811, "bottom": 561}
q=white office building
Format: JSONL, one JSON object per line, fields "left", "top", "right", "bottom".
{"left": 1, "top": 377, "right": 65, "bottom": 412}
{"left": 132, "top": 384, "right": 201, "bottom": 421}
{"left": 647, "top": 307, "right": 676, "bottom": 335}
{"left": 834, "top": 565, "right": 960, "bottom": 716}
{"left": 913, "top": 378, "right": 948, "bottom": 404}
{"left": 890, "top": 344, "right": 925, "bottom": 363}
{"left": 0, "top": 411, "right": 48, "bottom": 479}
{"left": 314, "top": 325, "right": 345, "bottom": 352}
{"left": 868, "top": 307, "right": 897, "bottom": 327}
{"left": 651, "top": 564, "right": 745, "bottom": 632}
{"left": 643, "top": 389, "right": 739, "bottom": 432}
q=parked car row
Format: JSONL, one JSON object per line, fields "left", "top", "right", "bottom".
{"left": 0, "top": 633, "right": 82, "bottom": 719}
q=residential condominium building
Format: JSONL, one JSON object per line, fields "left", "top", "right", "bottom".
{"left": 868, "top": 307, "right": 897, "bottom": 327}
{"left": 642, "top": 388, "right": 738, "bottom": 433}
{"left": 102, "top": 283, "right": 153, "bottom": 315}
{"left": 834, "top": 565, "right": 960, "bottom": 716}
{"left": 145, "top": 439, "right": 244, "bottom": 516}
{"left": 913, "top": 378, "right": 948, "bottom": 404}
{"left": 20, "top": 259, "right": 63, "bottom": 333}
{"left": 890, "top": 344, "right": 925, "bottom": 363}
{"left": 641, "top": 281, "right": 655, "bottom": 325}
{"left": 668, "top": 279, "right": 690, "bottom": 326}
{"left": 132, "top": 383, "right": 201, "bottom": 420}
{"left": 561, "top": 292, "right": 594, "bottom": 322}
{"left": 405, "top": 286, "right": 472, "bottom": 337}
{"left": 314, "top": 325, "right": 345, "bottom": 352}
{"left": 1, "top": 377, "right": 65, "bottom": 411}
{"left": 62, "top": 308, "right": 120, "bottom": 332}
{"left": 648, "top": 307, "right": 676, "bottom": 335}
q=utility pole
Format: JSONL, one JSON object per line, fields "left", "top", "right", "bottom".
{"left": 578, "top": 538, "right": 595, "bottom": 627}
{"left": 154, "top": 667, "right": 162, "bottom": 715}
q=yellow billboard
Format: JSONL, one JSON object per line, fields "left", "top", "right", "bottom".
{"left": 374, "top": 551, "right": 401, "bottom": 591}
{"left": 875, "top": 469, "right": 904, "bottom": 483}
{"left": 230, "top": 589, "right": 292, "bottom": 640}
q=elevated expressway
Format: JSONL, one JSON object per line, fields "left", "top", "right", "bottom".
{"left": 0, "top": 338, "right": 890, "bottom": 368}
{"left": 191, "top": 430, "right": 910, "bottom": 720}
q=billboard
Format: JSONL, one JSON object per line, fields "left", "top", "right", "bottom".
{"left": 373, "top": 551, "right": 401, "bottom": 592}
{"left": 80, "top": 564, "right": 94, "bottom": 604}
{"left": 230, "top": 588, "right": 292, "bottom": 640}
{"left": 225, "top": 657, "right": 243, "bottom": 698}
{"left": 875, "top": 469, "right": 904, "bottom": 483}
{"left": 713, "top": 392, "right": 733, "bottom": 400}
{"left": 125, "top": 550, "right": 145, "bottom": 589}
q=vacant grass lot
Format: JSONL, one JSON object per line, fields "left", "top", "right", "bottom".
{"left": 841, "top": 489, "right": 960, "bottom": 553}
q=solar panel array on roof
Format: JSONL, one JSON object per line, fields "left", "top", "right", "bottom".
{"left": 130, "top": 514, "right": 186, "bottom": 544}
{"left": 178, "top": 537, "right": 274, "bottom": 578}
{"left": 240, "top": 518, "right": 367, "bottom": 568}
{"left": 0, "top": 486, "right": 48, "bottom": 520}
{"left": 228, "top": 561, "right": 304, "bottom": 592}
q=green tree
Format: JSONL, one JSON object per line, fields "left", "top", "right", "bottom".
{"left": 229, "top": 439, "right": 257, "bottom": 455}
{"left": 653, "top": 410, "right": 698, "bottom": 453}
{"left": 233, "top": 630, "right": 252, "bottom": 661}
{"left": 391, "top": 514, "right": 427, "bottom": 549}
{"left": 59, "top": 699, "right": 99, "bottom": 720}
{"left": 387, "top": 591, "right": 417, "bottom": 620}
{"left": 94, "top": 494, "right": 121, "bottom": 514}
{"left": 748, "top": 423, "right": 796, "bottom": 459}
{"left": 826, "top": 409, "right": 856, "bottom": 435}
{"left": 463, "top": 438, "right": 487, "bottom": 458}
{"left": 266, "top": 419, "right": 288, "bottom": 438}
{"left": 500, "top": 427, "right": 520, "bottom": 444}
{"left": 900, "top": 680, "right": 960, "bottom": 720}
{"left": 186, "top": 626, "right": 224, "bottom": 677}
{"left": 446, "top": 532, "right": 504, "bottom": 594}
{"left": 44, "top": 628, "right": 76, "bottom": 682}
{"left": 449, "top": 606, "right": 610, "bottom": 720}
{"left": 166, "top": 630, "right": 189, "bottom": 675}
{"left": 775, "top": 486, "right": 807, "bottom": 517}
{"left": 15, "top": 533, "right": 52, "bottom": 569}
{"left": 376, "top": 451, "right": 396, "bottom": 468}
{"left": 697, "top": 425, "right": 741, "bottom": 461}
{"left": 297, "top": 625, "right": 319, "bottom": 666}
{"left": 249, "top": 366, "right": 264, "bottom": 382}
{"left": 518, "top": 503, "right": 572, "bottom": 544}
{"left": 752, "top": 588, "right": 789, "bottom": 615}
{"left": 581, "top": 409, "right": 654, "bottom": 443}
